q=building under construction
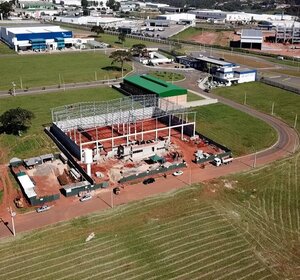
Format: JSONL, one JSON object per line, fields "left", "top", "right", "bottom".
{"left": 275, "top": 23, "right": 300, "bottom": 44}
{"left": 48, "top": 95, "right": 199, "bottom": 184}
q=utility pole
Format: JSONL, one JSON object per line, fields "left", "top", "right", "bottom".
{"left": 294, "top": 114, "right": 298, "bottom": 129}
{"left": 189, "top": 166, "right": 192, "bottom": 186}
{"left": 244, "top": 92, "right": 247, "bottom": 105}
{"left": 8, "top": 207, "right": 16, "bottom": 237}
{"left": 253, "top": 149, "right": 257, "bottom": 168}
{"left": 111, "top": 190, "right": 114, "bottom": 208}
{"left": 20, "top": 77, "right": 23, "bottom": 90}
{"left": 11, "top": 82, "right": 16, "bottom": 96}
{"left": 95, "top": 71, "right": 97, "bottom": 81}
{"left": 271, "top": 102, "right": 275, "bottom": 116}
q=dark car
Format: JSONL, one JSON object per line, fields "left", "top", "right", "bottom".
{"left": 143, "top": 178, "right": 155, "bottom": 185}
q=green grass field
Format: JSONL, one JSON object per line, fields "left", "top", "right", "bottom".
{"left": 213, "top": 82, "right": 300, "bottom": 131}
{"left": 187, "top": 91, "right": 203, "bottom": 101}
{"left": 194, "top": 103, "right": 277, "bottom": 156}
{"left": 172, "top": 27, "right": 205, "bottom": 41}
{"left": 0, "top": 42, "right": 15, "bottom": 55}
{"left": 148, "top": 71, "right": 185, "bottom": 82}
{"left": 0, "top": 52, "right": 132, "bottom": 91}
{"left": 0, "top": 153, "right": 298, "bottom": 279}
{"left": 0, "top": 87, "right": 122, "bottom": 163}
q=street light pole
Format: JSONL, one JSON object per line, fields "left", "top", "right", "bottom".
{"left": 294, "top": 114, "right": 298, "bottom": 129}
{"left": 111, "top": 190, "right": 114, "bottom": 208}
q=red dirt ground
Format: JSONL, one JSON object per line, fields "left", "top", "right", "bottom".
{"left": 191, "top": 31, "right": 235, "bottom": 47}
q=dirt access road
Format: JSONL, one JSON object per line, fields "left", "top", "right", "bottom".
{"left": 0, "top": 67, "right": 299, "bottom": 238}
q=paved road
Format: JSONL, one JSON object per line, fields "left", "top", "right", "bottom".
{"left": 0, "top": 64, "right": 299, "bottom": 239}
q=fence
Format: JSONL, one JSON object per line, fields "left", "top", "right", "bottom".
{"left": 119, "top": 162, "right": 187, "bottom": 183}
{"left": 260, "top": 77, "right": 300, "bottom": 95}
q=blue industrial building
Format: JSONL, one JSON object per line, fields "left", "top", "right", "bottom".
{"left": 0, "top": 25, "right": 73, "bottom": 52}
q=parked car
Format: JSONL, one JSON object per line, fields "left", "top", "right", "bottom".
{"left": 113, "top": 187, "right": 121, "bottom": 195}
{"left": 79, "top": 194, "right": 92, "bottom": 202}
{"left": 143, "top": 178, "right": 155, "bottom": 185}
{"left": 173, "top": 170, "right": 183, "bottom": 176}
{"left": 36, "top": 205, "right": 50, "bottom": 213}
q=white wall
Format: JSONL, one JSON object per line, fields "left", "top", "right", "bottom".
{"left": 237, "top": 72, "right": 256, "bottom": 83}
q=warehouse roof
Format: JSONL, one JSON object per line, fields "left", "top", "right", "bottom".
{"left": 17, "top": 172, "right": 37, "bottom": 198}
{"left": 123, "top": 75, "right": 187, "bottom": 97}
{"left": 4, "top": 25, "right": 70, "bottom": 35}
{"left": 241, "top": 29, "right": 263, "bottom": 38}
{"left": 195, "top": 56, "right": 235, "bottom": 67}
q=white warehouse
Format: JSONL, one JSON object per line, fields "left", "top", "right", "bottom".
{"left": 157, "top": 13, "right": 196, "bottom": 24}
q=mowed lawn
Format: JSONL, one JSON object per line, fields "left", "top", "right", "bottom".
{"left": 214, "top": 82, "right": 300, "bottom": 131}
{"left": 0, "top": 153, "right": 299, "bottom": 279}
{"left": 0, "top": 87, "right": 122, "bottom": 163}
{"left": 194, "top": 103, "right": 277, "bottom": 156}
{"left": 0, "top": 52, "right": 132, "bottom": 91}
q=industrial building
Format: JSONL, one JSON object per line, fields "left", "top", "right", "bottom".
{"left": 189, "top": 9, "right": 296, "bottom": 23}
{"left": 120, "top": 75, "right": 187, "bottom": 104}
{"left": 240, "top": 29, "right": 263, "bottom": 49}
{"left": 0, "top": 25, "right": 73, "bottom": 52}
{"left": 156, "top": 13, "right": 196, "bottom": 25}
{"left": 177, "top": 55, "right": 256, "bottom": 85}
{"left": 213, "top": 67, "right": 257, "bottom": 85}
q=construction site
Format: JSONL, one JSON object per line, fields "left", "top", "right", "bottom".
{"left": 39, "top": 94, "right": 231, "bottom": 202}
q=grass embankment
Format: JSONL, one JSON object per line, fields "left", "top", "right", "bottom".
{"left": 0, "top": 88, "right": 122, "bottom": 163}
{"left": 0, "top": 42, "right": 15, "bottom": 55}
{"left": 0, "top": 52, "right": 132, "bottom": 91}
{"left": 172, "top": 27, "right": 205, "bottom": 41}
{"left": 0, "top": 153, "right": 298, "bottom": 279}
{"left": 187, "top": 91, "right": 203, "bottom": 101}
{"left": 194, "top": 103, "right": 277, "bottom": 156}
{"left": 148, "top": 71, "right": 185, "bottom": 82}
{"left": 214, "top": 82, "right": 300, "bottom": 131}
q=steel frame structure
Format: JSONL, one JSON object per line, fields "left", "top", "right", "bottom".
{"left": 51, "top": 95, "right": 196, "bottom": 160}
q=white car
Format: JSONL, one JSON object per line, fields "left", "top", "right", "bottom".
{"left": 80, "top": 194, "right": 92, "bottom": 202}
{"left": 173, "top": 170, "right": 183, "bottom": 176}
{"left": 36, "top": 205, "right": 50, "bottom": 213}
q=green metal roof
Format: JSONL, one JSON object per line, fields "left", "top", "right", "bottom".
{"left": 123, "top": 75, "right": 187, "bottom": 98}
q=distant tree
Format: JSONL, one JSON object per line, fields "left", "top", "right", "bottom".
{"left": 106, "top": 0, "right": 120, "bottom": 11}
{"left": 0, "top": 107, "right": 35, "bottom": 135}
{"left": 118, "top": 32, "right": 126, "bottom": 44}
{"left": 91, "top": 25, "right": 104, "bottom": 35}
{"left": 131, "top": 43, "right": 147, "bottom": 57}
{"left": 109, "top": 50, "right": 131, "bottom": 78}
{"left": 0, "top": 1, "right": 13, "bottom": 19}
{"left": 81, "top": 0, "right": 89, "bottom": 15}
